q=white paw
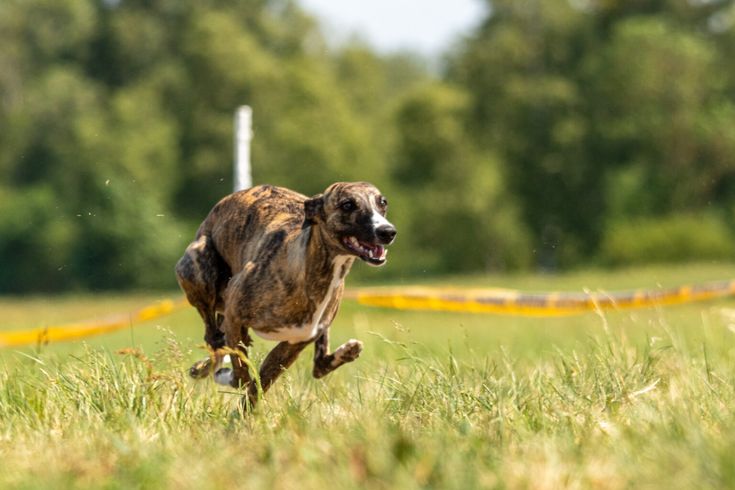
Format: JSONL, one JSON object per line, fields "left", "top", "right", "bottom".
{"left": 214, "top": 367, "right": 234, "bottom": 386}
{"left": 334, "top": 339, "right": 363, "bottom": 364}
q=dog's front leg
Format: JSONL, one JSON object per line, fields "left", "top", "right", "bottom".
{"left": 312, "top": 329, "right": 363, "bottom": 379}
{"left": 244, "top": 340, "right": 310, "bottom": 409}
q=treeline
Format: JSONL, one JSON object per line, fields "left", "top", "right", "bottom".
{"left": 1, "top": 0, "right": 734, "bottom": 293}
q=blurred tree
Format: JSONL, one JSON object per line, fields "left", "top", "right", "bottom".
{"left": 450, "top": 0, "right": 735, "bottom": 267}
{"left": 0, "top": 0, "right": 434, "bottom": 291}
{"left": 590, "top": 18, "right": 735, "bottom": 215}
{"left": 390, "top": 83, "right": 531, "bottom": 272}
{"left": 449, "top": 0, "right": 600, "bottom": 266}
{"left": 3, "top": 0, "right": 735, "bottom": 292}
{"left": 0, "top": 185, "right": 75, "bottom": 292}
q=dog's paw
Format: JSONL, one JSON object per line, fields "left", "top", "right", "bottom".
{"left": 214, "top": 367, "right": 234, "bottom": 386}
{"left": 335, "top": 339, "right": 363, "bottom": 364}
{"left": 189, "top": 357, "right": 213, "bottom": 379}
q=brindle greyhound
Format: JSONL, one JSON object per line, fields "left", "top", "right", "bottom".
{"left": 175, "top": 182, "right": 396, "bottom": 409}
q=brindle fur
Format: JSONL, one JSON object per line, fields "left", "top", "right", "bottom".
{"left": 175, "top": 182, "right": 395, "bottom": 410}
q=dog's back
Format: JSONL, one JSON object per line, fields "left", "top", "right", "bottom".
{"left": 198, "top": 185, "right": 307, "bottom": 271}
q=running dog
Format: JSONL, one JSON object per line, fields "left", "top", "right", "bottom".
{"left": 175, "top": 182, "right": 396, "bottom": 409}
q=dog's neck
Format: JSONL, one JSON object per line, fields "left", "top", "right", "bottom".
{"left": 292, "top": 224, "right": 355, "bottom": 292}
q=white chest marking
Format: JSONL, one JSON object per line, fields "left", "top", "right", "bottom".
{"left": 255, "top": 256, "right": 350, "bottom": 344}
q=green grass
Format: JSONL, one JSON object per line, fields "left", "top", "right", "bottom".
{"left": 2, "top": 263, "right": 735, "bottom": 489}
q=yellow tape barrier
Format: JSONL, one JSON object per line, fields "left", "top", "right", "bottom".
{"left": 353, "top": 280, "right": 735, "bottom": 317}
{"left": 0, "top": 298, "right": 188, "bottom": 348}
{"left": 3, "top": 279, "right": 735, "bottom": 348}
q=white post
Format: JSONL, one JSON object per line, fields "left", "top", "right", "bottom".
{"left": 234, "top": 105, "right": 253, "bottom": 192}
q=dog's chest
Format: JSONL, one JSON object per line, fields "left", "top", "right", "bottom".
{"left": 253, "top": 256, "right": 350, "bottom": 343}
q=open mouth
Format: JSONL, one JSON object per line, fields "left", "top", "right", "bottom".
{"left": 342, "top": 236, "right": 388, "bottom": 266}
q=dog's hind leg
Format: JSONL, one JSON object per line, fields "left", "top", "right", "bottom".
{"left": 176, "top": 234, "right": 231, "bottom": 379}
{"left": 312, "top": 329, "right": 363, "bottom": 379}
{"left": 222, "top": 323, "right": 254, "bottom": 391}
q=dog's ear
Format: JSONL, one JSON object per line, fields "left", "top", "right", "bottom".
{"left": 304, "top": 194, "right": 324, "bottom": 225}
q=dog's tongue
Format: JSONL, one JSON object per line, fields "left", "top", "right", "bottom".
{"left": 368, "top": 244, "right": 386, "bottom": 260}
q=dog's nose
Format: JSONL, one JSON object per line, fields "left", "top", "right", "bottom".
{"left": 376, "top": 225, "right": 397, "bottom": 244}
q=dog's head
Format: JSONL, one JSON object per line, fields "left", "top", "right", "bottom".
{"left": 304, "top": 182, "right": 396, "bottom": 266}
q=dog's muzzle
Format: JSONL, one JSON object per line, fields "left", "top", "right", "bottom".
{"left": 375, "top": 225, "right": 397, "bottom": 245}
{"left": 342, "top": 224, "right": 397, "bottom": 267}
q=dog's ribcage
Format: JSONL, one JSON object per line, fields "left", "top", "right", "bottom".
{"left": 253, "top": 255, "right": 350, "bottom": 343}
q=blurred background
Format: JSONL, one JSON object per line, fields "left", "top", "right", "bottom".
{"left": 1, "top": 0, "right": 735, "bottom": 294}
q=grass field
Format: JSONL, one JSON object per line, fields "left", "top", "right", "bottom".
{"left": 2, "top": 263, "right": 735, "bottom": 489}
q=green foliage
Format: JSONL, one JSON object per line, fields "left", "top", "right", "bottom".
{"left": 0, "top": 0, "right": 431, "bottom": 291}
{"left": 451, "top": 0, "right": 735, "bottom": 267}
{"left": 69, "top": 182, "right": 187, "bottom": 290}
{"left": 589, "top": 17, "right": 735, "bottom": 212}
{"left": 0, "top": 185, "right": 75, "bottom": 292}
{"left": 390, "top": 83, "right": 531, "bottom": 272}
{"left": 3, "top": 0, "right": 735, "bottom": 291}
{"left": 600, "top": 213, "right": 735, "bottom": 265}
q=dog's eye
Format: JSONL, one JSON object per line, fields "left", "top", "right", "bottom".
{"left": 378, "top": 197, "right": 388, "bottom": 208}
{"left": 340, "top": 200, "right": 357, "bottom": 212}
